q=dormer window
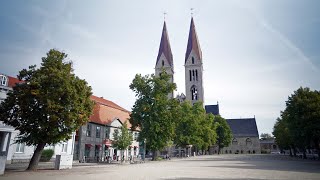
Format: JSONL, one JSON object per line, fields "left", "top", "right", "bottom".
{"left": 162, "top": 60, "right": 164, "bottom": 67}
{"left": 0, "top": 75, "right": 8, "bottom": 86}
{"left": 192, "top": 57, "right": 194, "bottom": 64}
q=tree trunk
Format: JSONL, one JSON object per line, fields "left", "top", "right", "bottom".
{"left": 303, "top": 149, "right": 307, "bottom": 159}
{"left": 218, "top": 146, "right": 220, "bottom": 155}
{"left": 27, "top": 143, "right": 46, "bottom": 171}
{"left": 289, "top": 148, "right": 293, "bottom": 157}
{"left": 293, "top": 147, "right": 297, "bottom": 157}
{"left": 152, "top": 150, "right": 159, "bottom": 161}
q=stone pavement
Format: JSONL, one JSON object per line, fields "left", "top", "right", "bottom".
{"left": 2, "top": 154, "right": 320, "bottom": 180}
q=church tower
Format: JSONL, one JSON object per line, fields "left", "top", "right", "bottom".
{"left": 155, "top": 21, "right": 174, "bottom": 99}
{"left": 185, "top": 17, "right": 204, "bottom": 104}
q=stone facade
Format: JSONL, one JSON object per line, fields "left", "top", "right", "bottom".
{"left": 155, "top": 21, "right": 174, "bottom": 99}
{"left": 184, "top": 18, "right": 204, "bottom": 105}
{"left": 213, "top": 137, "right": 261, "bottom": 154}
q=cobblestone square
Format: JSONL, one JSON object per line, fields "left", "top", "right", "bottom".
{"left": 2, "top": 155, "right": 320, "bottom": 180}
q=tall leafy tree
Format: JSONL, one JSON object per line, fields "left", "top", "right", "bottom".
{"left": 273, "top": 116, "right": 292, "bottom": 154}
{"left": 200, "top": 113, "right": 217, "bottom": 153}
{"left": 0, "top": 49, "right": 94, "bottom": 170}
{"left": 283, "top": 87, "right": 320, "bottom": 158}
{"left": 129, "top": 71, "right": 177, "bottom": 160}
{"left": 112, "top": 121, "right": 133, "bottom": 162}
{"left": 214, "top": 115, "right": 232, "bottom": 154}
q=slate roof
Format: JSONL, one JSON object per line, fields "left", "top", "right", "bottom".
{"left": 185, "top": 17, "right": 202, "bottom": 63}
{"left": 226, "top": 118, "right": 259, "bottom": 137}
{"left": 205, "top": 104, "right": 220, "bottom": 115}
{"left": 156, "top": 21, "right": 173, "bottom": 67}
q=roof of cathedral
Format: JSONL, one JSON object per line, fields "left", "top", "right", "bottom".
{"left": 226, "top": 118, "right": 259, "bottom": 137}
{"left": 156, "top": 21, "right": 173, "bottom": 67}
{"left": 205, "top": 104, "right": 220, "bottom": 115}
{"left": 185, "top": 17, "right": 202, "bottom": 63}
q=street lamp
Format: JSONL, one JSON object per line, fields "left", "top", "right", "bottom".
{"left": 143, "top": 138, "right": 146, "bottom": 162}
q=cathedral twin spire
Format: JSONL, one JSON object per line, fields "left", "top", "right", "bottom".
{"left": 155, "top": 17, "right": 203, "bottom": 103}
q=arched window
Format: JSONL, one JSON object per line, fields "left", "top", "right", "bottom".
{"left": 189, "top": 70, "right": 192, "bottom": 81}
{"left": 232, "top": 138, "right": 238, "bottom": 145}
{"left": 192, "top": 70, "right": 195, "bottom": 81}
{"left": 192, "top": 57, "right": 194, "bottom": 64}
{"left": 195, "top": 70, "right": 198, "bottom": 81}
{"left": 191, "top": 86, "right": 198, "bottom": 100}
{"left": 162, "top": 60, "right": 164, "bottom": 67}
{"left": 246, "top": 138, "right": 252, "bottom": 146}
{"left": 0, "top": 75, "right": 7, "bottom": 86}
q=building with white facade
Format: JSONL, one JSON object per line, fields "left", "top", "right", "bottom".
{"left": 0, "top": 73, "right": 75, "bottom": 164}
{"left": 74, "top": 95, "right": 140, "bottom": 163}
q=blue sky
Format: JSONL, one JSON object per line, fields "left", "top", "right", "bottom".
{"left": 1, "top": 0, "right": 319, "bottom": 135}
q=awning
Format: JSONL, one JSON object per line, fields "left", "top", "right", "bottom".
{"left": 85, "top": 144, "right": 93, "bottom": 147}
{"left": 102, "top": 139, "right": 113, "bottom": 146}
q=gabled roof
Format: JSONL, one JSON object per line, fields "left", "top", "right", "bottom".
{"left": 156, "top": 21, "right": 173, "bottom": 67}
{"left": 0, "top": 74, "right": 23, "bottom": 88}
{"left": 90, "top": 95, "right": 132, "bottom": 128}
{"left": 226, "top": 118, "right": 259, "bottom": 137}
{"left": 8, "top": 76, "right": 23, "bottom": 88}
{"left": 185, "top": 17, "right": 202, "bottom": 63}
{"left": 205, "top": 104, "right": 220, "bottom": 115}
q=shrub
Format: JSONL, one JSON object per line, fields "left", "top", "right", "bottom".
{"left": 40, "top": 149, "right": 54, "bottom": 162}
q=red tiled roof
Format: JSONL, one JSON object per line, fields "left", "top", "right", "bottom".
{"left": 90, "top": 95, "right": 132, "bottom": 128}
{"left": 185, "top": 17, "right": 202, "bottom": 63}
{"left": 8, "top": 76, "right": 23, "bottom": 88}
{"left": 156, "top": 21, "right": 173, "bottom": 67}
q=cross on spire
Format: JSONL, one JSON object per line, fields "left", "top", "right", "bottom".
{"left": 190, "top": 8, "right": 194, "bottom": 17}
{"left": 163, "top": 12, "right": 167, "bottom": 21}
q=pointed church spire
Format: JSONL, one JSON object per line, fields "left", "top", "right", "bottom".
{"left": 185, "top": 17, "right": 202, "bottom": 63}
{"left": 156, "top": 21, "right": 173, "bottom": 68}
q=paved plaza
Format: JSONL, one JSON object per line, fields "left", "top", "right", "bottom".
{"left": 2, "top": 155, "right": 320, "bottom": 180}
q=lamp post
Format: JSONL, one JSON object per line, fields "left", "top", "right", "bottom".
{"left": 143, "top": 138, "right": 146, "bottom": 162}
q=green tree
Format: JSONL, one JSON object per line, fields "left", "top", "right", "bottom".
{"left": 112, "top": 121, "right": 133, "bottom": 162}
{"left": 214, "top": 115, "right": 232, "bottom": 154}
{"left": 200, "top": 113, "right": 217, "bottom": 153}
{"left": 129, "top": 72, "right": 177, "bottom": 160}
{"left": 283, "top": 87, "right": 320, "bottom": 158}
{"left": 260, "top": 133, "right": 273, "bottom": 140}
{"left": 273, "top": 116, "right": 292, "bottom": 154}
{"left": 0, "top": 49, "right": 94, "bottom": 170}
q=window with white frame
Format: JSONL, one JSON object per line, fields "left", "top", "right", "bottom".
{"left": 0, "top": 75, "right": 8, "bottom": 86}
{"left": 15, "top": 143, "right": 25, "bottom": 153}
{"left": 86, "top": 124, "right": 91, "bottom": 137}
{"left": 62, "top": 142, "right": 68, "bottom": 153}
{"left": 96, "top": 126, "right": 101, "bottom": 138}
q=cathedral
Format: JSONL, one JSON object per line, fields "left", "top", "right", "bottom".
{"left": 154, "top": 17, "right": 261, "bottom": 154}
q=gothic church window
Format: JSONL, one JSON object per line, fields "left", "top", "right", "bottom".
{"left": 189, "top": 70, "right": 191, "bottom": 81}
{"left": 246, "top": 138, "right": 252, "bottom": 146}
{"left": 191, "top": 86, "right": 198, "bottom": 100}
{"left": 162, "top": 60, "right": 164, "bottom": 67}
{"left": 192, "top": 70, "right": 195, "bottom": 81}
{"left": 232, "top": 138, "right": 238, "bottom": 145}
{"left": 192, "top": 57, "right": 194, "bottom": 64}
{"left": 195, "top": 70, "right": 198, "bottom": 81}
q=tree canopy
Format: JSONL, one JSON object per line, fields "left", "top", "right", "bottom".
{"left": 0, "top": 49, "right": 94, "bottom": 170}
{"left": 213, "top": 115, "right": 232, "bottom": 154}
{"left": 260, "top": 133, "right": 273, "bottom": 140}
{"left": 273, "top": 87, "right": 320, "bottom": 158}
{"left": 112, "top": 121, "right": 133, "bottom": 161}
{"left": 129, "top": 71, "right": 177, "bottom": 159}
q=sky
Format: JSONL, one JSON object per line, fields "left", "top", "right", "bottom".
{"left": 0, "top": 0, "right": 319, "bottom": 135}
